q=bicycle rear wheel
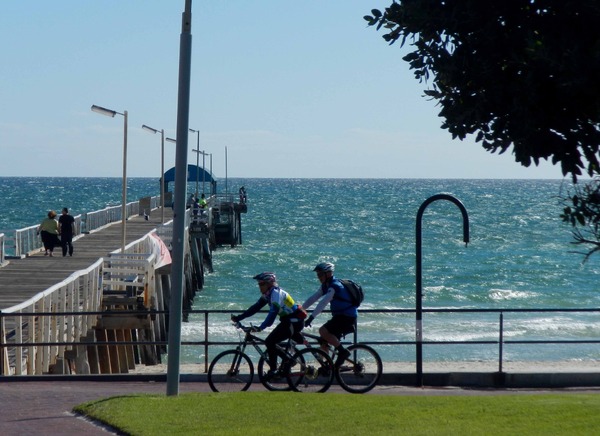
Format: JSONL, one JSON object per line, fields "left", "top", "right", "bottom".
{"left": 258, "top": 355, "right": 292, "bottom": 391}
{"left": 287, "top": 348, "right": 334, "bottom": 393}
{"left": 335, "top": 344, "right": 382, "bottom": 393}
{"left": 208, "top": 350, "right": 254, "bottom": 392}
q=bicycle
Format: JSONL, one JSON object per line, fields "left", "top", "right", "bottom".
{"left": 302, "top": 330, "right": 383, "bottom": 394}
{"left": 207, "top": 320, "right": 334, "bottom": 393}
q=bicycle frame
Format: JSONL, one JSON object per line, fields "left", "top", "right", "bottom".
{"left": 208, "top": 322, "right": 336, "bottom": 393}
{"left": 301, "top": 330, "right": 383, "bottom": 393}
{"left": 234, "top": 325, "right": 297, "bottom": 363}
{"left": 302, "top": 331, "right": 337, "bottom": 354}
{"left": 234, "top": 330, "right": 269, "bottom": 361}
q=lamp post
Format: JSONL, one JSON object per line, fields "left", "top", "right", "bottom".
{"left": 189, "top": 128, "right": 201, "bottom": 197}
{"left": 91, "top": 104, "right": 128, "bottom": 254}
{"left": 166, "top": 138, "right": 177, "bottom": 205}
{"left": 198, "top": 150, "right": 208, "bottom": 195}
{"left": 142, "top": 124, "right": 166, "bottom": 224}
{"left": 208, "top": 152, "right": 213, "bottom": 194}
{"left": 167, "top": 0, "right": 193, "bottom": 397}
{"left": 189, "top": 129, "right": 209, "bottom": 196}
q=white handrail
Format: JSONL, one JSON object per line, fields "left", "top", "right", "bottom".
{"left": 1, "top": 258, "right": 104, "bottom": 375}
{"left": 0, "top": 227, "right": 170, "bottom": 375}
{"left": 2, "top": 196, "right": 160, "bottom": 258}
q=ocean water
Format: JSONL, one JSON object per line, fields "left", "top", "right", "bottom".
{"left": 2, "top": 177, "right": 599, "bottom": 365}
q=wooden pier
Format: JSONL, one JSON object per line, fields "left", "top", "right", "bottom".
{"left": 0, "top": 208, "right": 174, "bottom": 311}
{"left": 0, "top": 194, "right": 247, "bottom": 376}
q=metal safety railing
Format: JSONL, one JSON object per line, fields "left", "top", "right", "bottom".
{"left": 3, "top": 306, "right": 600, "bottom": 376}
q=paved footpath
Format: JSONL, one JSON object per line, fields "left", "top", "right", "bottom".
{"left": 1, "top": 381, "right": 600, "bottom": 435}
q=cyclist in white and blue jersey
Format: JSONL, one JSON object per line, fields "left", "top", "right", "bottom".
{"left": 231, "top": 272, "right": 305, "bottom": 379}
{"left": 303, "top": 262, "right": 357, "bottom": 367}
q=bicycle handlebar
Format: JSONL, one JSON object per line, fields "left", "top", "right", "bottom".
{"left": 231, "top": 317, "right": 258, "bottom": 333}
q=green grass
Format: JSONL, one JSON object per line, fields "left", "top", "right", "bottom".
{"left": 74, "top": 392, "right": 600, "bottom": 435}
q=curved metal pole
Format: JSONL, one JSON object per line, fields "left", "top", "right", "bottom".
{"left": 415, "top": 194, "right": 469, "bottom": 387}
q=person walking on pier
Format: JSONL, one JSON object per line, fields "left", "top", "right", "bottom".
{"left": 231, "top": 272, "right": 306, "bottom": 379}
{"left": 303, "top": 262, "right": 357, "bottom": 367}
{"left": 58, "top": 207, "right": 75, "bottom": 257}
{"left": 239, "top": 186, "right": 247, "bottom": 204}
{"left": 37, "top": 210, "right": 60, "bottom": 257}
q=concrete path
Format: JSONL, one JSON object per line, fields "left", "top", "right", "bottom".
{"left": 1, "top": 380, "right": 600, "bottom": 435}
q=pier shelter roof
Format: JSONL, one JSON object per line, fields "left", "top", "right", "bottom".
{"left": 163, "top": 164, "right": 216, "bottom": 192}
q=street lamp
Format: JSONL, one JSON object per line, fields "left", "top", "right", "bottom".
{"left": 198, "top": 150, "right": 209, "bottom": 195}
{"left": 142, "top": 124, "right": 166, "bottom": 224}
{"left": 189, "top": 128, "right": 211, "bottom": 196}
{"left": 189, "top": 128, "right": 201, "bottom": 197}
{"left": 207, "top": 152, "right": 213, "bottom": 194}
{"left": 165, "top": 137, "right": 178, "bottom": 187}
{"left": 91, "top": 104, "right": 128, "bottom": 254}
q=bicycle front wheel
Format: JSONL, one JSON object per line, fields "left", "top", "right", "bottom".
{"left": 287, "top": 348, "right": 334, "bottom": 393}
{"left": 208, "top": 350, "right": 254, "bottom": 392}
{"left": 335, "top": 344, "right": 382, "bottom": 394}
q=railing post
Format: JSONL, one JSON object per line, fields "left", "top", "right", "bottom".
{"left": 204, "top": 312, "right": 209, "bottom": 373}
{"left": 499, "top": 312, "right": 504, "bottom": 373}
{"left": 0, "top": 310, "right": 4, "bottom": 376}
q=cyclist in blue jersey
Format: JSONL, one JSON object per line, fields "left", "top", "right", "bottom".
{"left": 231, "top": 272, "right": 306, "bottom": 379}
{"left": 302, "top": 262, "right": 357, "bottom": 367}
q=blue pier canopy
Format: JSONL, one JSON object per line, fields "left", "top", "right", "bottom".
{"left": 163, "top": 164, "right": 216, "bottom": 194}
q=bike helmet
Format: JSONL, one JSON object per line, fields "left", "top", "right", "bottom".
{"left": 313, "top": 262, "right": 335, "bottom": 273}
{"left": 253, "top": 272, "right": 277, "bottom": 283}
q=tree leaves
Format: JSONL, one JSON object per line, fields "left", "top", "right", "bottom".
{"left": 365, "top": 0, "right": 600, "bottom": 182}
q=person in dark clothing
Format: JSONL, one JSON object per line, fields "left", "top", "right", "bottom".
{"left": 58, "top": 207, "right": 75, "bottom": 257}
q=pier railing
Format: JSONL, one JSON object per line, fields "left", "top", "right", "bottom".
{"left": 0, "top": 259, "right": 104, "bottom": 375}
{"left": 0, "top": 233, "right": 5, "bottom": 265}
{"left": 3, "top": 306, "right": 600, "bottom": 376}
{"left": 1, "top": 196, "right": 159, "bottom": 258}
{"left": 0, "top": 223, "right": 172, "bottom": 376}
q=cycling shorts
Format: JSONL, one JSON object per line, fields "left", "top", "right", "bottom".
{"left": 322, "top": 314, "right": 356, "bottom": 340}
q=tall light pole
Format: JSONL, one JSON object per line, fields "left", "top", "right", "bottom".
{"left": 166, "top": 138, "right": 177, "bottom": 199}
{"left": 189, "top": 128, "right": 200, "bottom": 197}
{"left": 142, "top": 124, "right": 166, "bottom": 224}
{"left": 208, "top": 152, "right": 213, "bottom": 194}
{"left": 167, "top": 0, "right": 193, "bottom": 397}
{"left": 189, "top": 128, "right": 208, "bottom": 196}
{"left": 166, "top": 138, "right": 177, "bottom": 202}
{"left": 91, "top": 104, "right": 128, "bottom": 254}
{"left": 198, "top": 150, "right": 208, "bottom": 195}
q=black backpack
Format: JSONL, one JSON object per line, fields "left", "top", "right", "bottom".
{"left": 338, "top": 279, "right": 364, "bottom": 307}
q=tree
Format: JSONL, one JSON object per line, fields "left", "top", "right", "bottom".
{"left": 560, "top": 178, "right": 600, "bottom": 262}
{"left": 364, "top": 1, "right": 600, "bottom": 180}
{"left": 365, "top": 1, "right": 600, "bottom": 258}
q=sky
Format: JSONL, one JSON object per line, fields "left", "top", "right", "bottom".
{"left": 0, "top": 1, "right": 564, "bottom": 180}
